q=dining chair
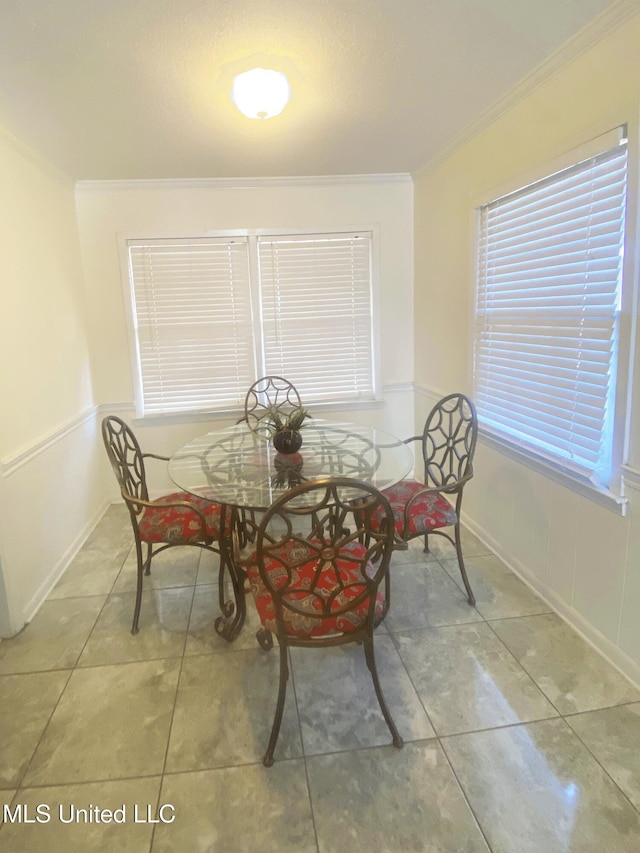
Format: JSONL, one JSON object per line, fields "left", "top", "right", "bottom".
{"left": 237, "top": 476, "right": 402, "bottom": 766}
{"left": 102, "top": 416, "right": 227, "bottom": 634}
{"left": 371, "top": 393, "right": 478, "bottom": 605}
{"left": 241, "top": 375, "right": 303, "bottom": 438}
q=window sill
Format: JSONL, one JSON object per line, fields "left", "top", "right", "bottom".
{"left": 132, "top": 408, "right": 244, "bottom": 428}
{"left": 132, "top": 397, "right": 385, "bottom": 429}
{"left": 478, "top": 427, "right": 628, "bottom": 516}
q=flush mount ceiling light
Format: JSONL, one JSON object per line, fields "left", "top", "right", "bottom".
{"left": 231, "top": 68, "right": 290, "bottom": 119}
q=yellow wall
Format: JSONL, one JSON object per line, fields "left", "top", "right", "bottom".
{"left": 413, "top": 13, "right": 640, "bottom": 682}
{"left": 415, "top": 13, "right": 640, "bottom": 440}
{"left": 0, "top": 129, "right": 94, "bottom": 458}
{"left": 0, "top": 129, "right": 102, "bottom": 633}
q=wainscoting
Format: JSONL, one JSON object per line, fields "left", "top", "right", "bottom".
{"left": 0, "top": 407, "right": 108, "bottom": 636}
{"left": 0, "top": 385, "right": 416, "bottom": 638}
{"left": 416, "top": 384, "right": 640, "bottom": 688}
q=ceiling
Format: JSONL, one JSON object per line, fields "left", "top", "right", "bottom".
{"left": 0, "top": 0, "right": 629, "bottom": 182}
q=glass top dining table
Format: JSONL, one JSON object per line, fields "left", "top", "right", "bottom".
{"left": 169, "top": 419, "right": 413, "bottom": 642}
{"left": 168, "top": 419, "right": 413, "bottom": 510}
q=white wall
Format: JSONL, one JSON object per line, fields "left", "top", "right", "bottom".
{"left": 0, "top": 166, "right": 414, "bottom": 631}
{"left": 413, "top": 14, "right": 640, "bottom": 684}
{"left": 76, "top": 177, "right": 416, "bottom": 495}
{"left": 0, "top": 128, "right": 104, "bottom": 635}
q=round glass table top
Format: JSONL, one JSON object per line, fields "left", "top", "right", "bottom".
{"left": 169, "top": 419, "right": 413, "bottom": 510}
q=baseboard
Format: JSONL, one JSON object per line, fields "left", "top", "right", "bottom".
{"left": 461, "top": 511, "right": 640, "bottom": 691}
{"left": 22, "top": 497, "right": 112, "bottom": 625}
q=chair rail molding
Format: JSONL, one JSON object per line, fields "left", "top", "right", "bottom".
{"left": 414, "top": 384, "right": 451, "bottom": 401}
{"left": 383, "top": 382, "right": 415, "bottom": 394}
{"left": 1, "top": 405, "right": 99, "bottom": 477}
{"left": 0, "top": 402, "right": 110, "bottom": 634}
{"left": 414, "top": 384, "right": 456, "bottom": 415}
{"left": 622, "top": 464, "right": 640, "bottom": 492}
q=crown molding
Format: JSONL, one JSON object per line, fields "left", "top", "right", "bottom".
{"left": 414, "top": 0, "right": 640, "bottom": 180}
{"left": 75, "top": 173, "right": 413, "bottom": 193}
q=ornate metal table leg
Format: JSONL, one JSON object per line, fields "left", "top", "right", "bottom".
{"left": 214, "top": 505, "right": 247, "bottom": 642}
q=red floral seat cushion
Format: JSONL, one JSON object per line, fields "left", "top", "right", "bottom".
{"left": 372, "top": 480, "right": 457, "bottom": 538}
{"left": 137, "top": 492, "right": 226, "bottom": 544}
{"left": 246, "top": 540, "right": 384, "bottom": 638}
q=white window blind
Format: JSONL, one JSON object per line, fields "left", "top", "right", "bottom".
{"left": 128, "top": 237, "right": 255, "bottom": 415}
{"left": 474, "top": 137, "right": 628, "bottom": 486}
{"left": 126, "top": 229, "right": 378, "bottom": 416}
{"left": 258, "top": 232, "right": 375, "bottom": 402}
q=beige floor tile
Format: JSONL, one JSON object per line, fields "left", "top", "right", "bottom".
{"left": 78, "top": 588, "right": 194, "bottom": 667}
{"left": 440, "top": 554, "right": 551, "bottom": 620}
{"left": 394, "top": 622, "right": 558, "bottom": 735}
{"left": 195, "top": 549, "right": 221, "bottom": 585}
{"left": 0, "top": 790, "right": 17, "bottom": 825}
{"left": 153, "top": 762, "right": 317, "bottom": 852}
{"left": 165, "top": 650, "right": 302, "bottom": 771}
{"left": 307, "top": 741, "right": 489, "bottom": 852}
{"left": 112, "top": 547, "right": 200, "bottom": 593}
{"left": 389, "top": 543, "right": 439, "bottom": 565}
{"left": 0, "top": 777, "right": 161, "bottom": 852}
{"left": 442, "top": 718, "right": 640, "bottom": 853}
{"left": 490, "top": 613, "right": 640, "bottom": 714}
{"left": 4, "top": 502, "right": 638, "bottom": 853}
{"left": 385, "top": 561, "right": 482, "bottom": 631}
{"left": 0, "top": 598, "right": 106, "bottom": 675}
{"left": 566, "top": 702, "right": 640, "bottom": 811}
{"left": 82, "top": 508, "right": 134, "bottom": 553}
{"left": 409, "top": 526, "right": 491, "bottom": 561}
{"left": 291, "top": 635, "right": 435, "bottom": 755}
{"left": 23, "top": 659, "right": 180, "bottom": 786}
{"left": 0, "top": 671, "right": 69, "bottom": 788}
{"left": 48, "top": 547, "right": 129, "bottom": 599}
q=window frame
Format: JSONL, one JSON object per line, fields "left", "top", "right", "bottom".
{"left": 469, "top": 126, "right": 637, "bottom": 514}
{"left": 118, "top": 224, "right": 383, "bottom": 423}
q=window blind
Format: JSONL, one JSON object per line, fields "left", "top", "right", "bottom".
{"left": 474, "top": 138, "right": 627, "bottom": 485}
{"left": 128, "top": 237, "right": 255, "bottom": 415}
{"left": 258, "top": 232, "right": 375, "bottom": 402}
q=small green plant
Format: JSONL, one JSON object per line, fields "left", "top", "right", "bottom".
{"left": 269, "top": 406, "right": 309, "bottom": 434}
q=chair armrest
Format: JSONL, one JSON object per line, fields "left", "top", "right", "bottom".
{"left": 400, "top": 469, "right": 474, "bottom": 535}
{"left": 121, "top": 488, "right": 212, "bottom": 543}
{"left": 402, "top": 435, "right": 422, "bottom": 445}
{"left": 142, "top": 452, "right": 170, "bottom": 462}
{"left": 405, "top": 470, "right": 473, "bottom": 504}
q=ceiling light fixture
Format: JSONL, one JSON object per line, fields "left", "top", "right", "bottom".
{"left": 231, "top": 68, "right": 290, "bottom": 119}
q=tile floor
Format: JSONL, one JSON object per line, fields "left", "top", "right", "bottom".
{"left": 1, "top": 504, "right": 640, "bottom": 851}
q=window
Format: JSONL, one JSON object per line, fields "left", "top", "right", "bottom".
{"left": 473, "top": 130, "right": 628, "bottom": 490}
{"left": 125, "top": 230, "right": 376, "bottom": 416}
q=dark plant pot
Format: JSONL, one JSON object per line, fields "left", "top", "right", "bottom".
{"left": 272, "top": 429, "right": 303, "bottom": 455}
{"left": 272, "top": 451, "right": 305, "bottom": 488}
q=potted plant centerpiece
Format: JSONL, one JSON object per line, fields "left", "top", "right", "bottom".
{"left": 269, "top": 406, "right": 309, "bottom": 454}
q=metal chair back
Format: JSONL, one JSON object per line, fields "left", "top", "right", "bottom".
{"left": 422, "top": 393, "right": 478, "bottom": 488}
{"left": 254, "top": 477, "right": 395, "bottom": 633}
{"left": 101, "top": 415, "right": 149, "bottom": 504}
{"left": 244, "top": 375, "right": 302, "bottom": 438}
